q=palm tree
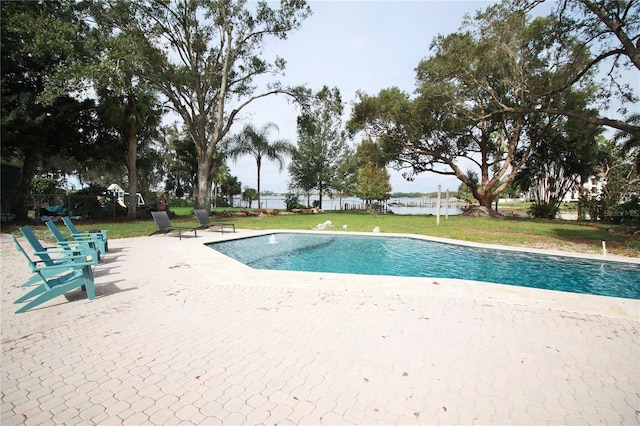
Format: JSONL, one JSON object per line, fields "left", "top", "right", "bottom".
{"left": 97, "top": 82, "right": 161, "bottom": 219}
{"left": 227, "top": 123, "right": 295, "bottom": 208}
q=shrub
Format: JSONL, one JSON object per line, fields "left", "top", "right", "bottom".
{"left": 603, "top": 196, "right": 640, "bottom": 224}
{"left": 528, "top": 202, "right": 559, "bottom": 219}
{"left": 284, "top": 193, "right": 305, "bottom": 211}
{"left": 72, "top": 184, "right": 126, "bottom": 219}
{"left": 169, "top": 197, "right": 194, "bottom": 208}
{"left": 31, "top": 177, "right": 62, "bottom": 195}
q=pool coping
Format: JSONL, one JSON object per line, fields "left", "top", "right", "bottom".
{"left": 172, "top": 229, "right": 640, "bottom": 320}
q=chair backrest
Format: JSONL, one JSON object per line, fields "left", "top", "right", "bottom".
{"left": 61, "top": 216, "right": 80, "bottom": 234}
{"left": 45, "top": 220, "right": 101, "bottom": 262}
{"left": 45, "top": 221, "right": 67, "bottom": 242}
{"left": 193, "top": 209, "right": 211, "bottom": 226}
{"left": 12, "top": 236, "right": 36, "bottom": 268}
{"left": 151, "top": 211, "right": 172, "bottom": 229}
{"left": 20, "top": 226, "right": 55, "bottom": 264}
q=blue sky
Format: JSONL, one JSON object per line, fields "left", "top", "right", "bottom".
{"left": 228, "top": 0, "right": 497, "bottom": 194}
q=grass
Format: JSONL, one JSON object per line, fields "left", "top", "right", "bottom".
{"left": 2, "top": 209, "right": 639, "bottom": 257}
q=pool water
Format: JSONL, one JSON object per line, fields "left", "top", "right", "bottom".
{"left": 207, "top": 233, "right": 640, "bottom": 299}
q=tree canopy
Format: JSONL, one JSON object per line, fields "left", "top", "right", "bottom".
{"left": 1, "top": 1, "right": 99, "bottom": 219}
{"left": 512, "top": 0, "right": 639, "bottom": 137}
{"left": 3, "top": 0, "right": 636, "bottom": 220}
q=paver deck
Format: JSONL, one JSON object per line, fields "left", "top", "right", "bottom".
{"left": 1, "top": 229, "right": 639, "bottom": 425}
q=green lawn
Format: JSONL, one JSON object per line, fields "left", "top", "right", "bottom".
{"left": 3, "top": 209, "right": 638, "bottom": 257}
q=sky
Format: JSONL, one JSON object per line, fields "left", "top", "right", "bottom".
{"left": 223, "top": 0, "right": 497, "bottom": 194}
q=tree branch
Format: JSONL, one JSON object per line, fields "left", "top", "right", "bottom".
{"left": 545, "top": 48, "right": 626, "bottom": 97}
{"left": 497, "top": 106, "right": 640, "bottom": 138}
{"left": 578, "top": 0, "right": 640, "bottom": 70}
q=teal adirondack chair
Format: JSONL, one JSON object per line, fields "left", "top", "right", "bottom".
{"left": 20, "top": 226, "right": 98, "bottom": 287}
{"left": 12, "top": 236, "right": 96, "bottom": 314}
{"left": 45, "top": 221, "right": 101, "bottom": 261}
{"left": 60, "top": 217, "right": 108, "bottom": 253}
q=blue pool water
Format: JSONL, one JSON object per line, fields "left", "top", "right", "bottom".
{"left": 207, "top": 233, "right": 640, "bottom": 299}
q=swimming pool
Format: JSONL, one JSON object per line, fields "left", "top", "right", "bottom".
{"left": 207, "top": 232, "right": 640, "bottom": 299}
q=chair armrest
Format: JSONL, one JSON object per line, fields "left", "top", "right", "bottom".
{"left": 70, "top": 232, "right": 105, "bottom": 240}
{"left": 33, "top": 247, "right": 97, "bottom": 260}
{"left": 52, "top": 241, "right": 93, "bottom": 249}
{"left": 68, "top": 233, "right": 101, "bottom": 241}
{"left": 31, "top": 255, "right": 95, "bottom": 268}
{"left": 31, "top": 261, "right": 96, "bottom": 274}
{"left": 38, "top": 245, "right": 69, "bottom": 252}
{"left": 33, "top": 248, "right": 85, "bottom": 257}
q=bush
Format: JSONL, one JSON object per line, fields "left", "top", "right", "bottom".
{"left": 528, "top": 202, "right": 559, "bottom": 219}
{"left": 580, "top": 196, "right": 605, "bottom": 221}
{"left": 32, "top": 177, "right": 62, "bottom": 195}
{"left": 214, "top": 196, "right": 231, "bottom": 208}
{"left": 284, "top": 193, "right": 305, "bottom": 211}
{"left": 169, "top": 198, "right": 194, "bottom": 208}
{"left": 72, "top": 184, "right": 126, "bottom": 219}
{"left": 603, "top": 196, "right": 640, "bottom": 224}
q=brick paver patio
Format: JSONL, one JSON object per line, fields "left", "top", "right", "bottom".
{"left": 1, "top": 230, "right": 638, "bottom": 425}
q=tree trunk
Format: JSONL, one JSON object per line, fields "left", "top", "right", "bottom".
{"left": 15, "top": 150, "right": 37, "bottom": 221}
{"left": 194, "top": 155, "right": 214, "bottom": 210}
{"left": 256, "top": 158, "right": 262, "bottom": 209}
{"left": 577, "top": 176, "right": 585, "bottom": 220}
{"left": 227, "top": 189, "right": 234, "bottom": 208}
{"left": 195, "top": 172, "right": 211, "bottom": 210}
{"left": 475, "top": 190, "right": 495, "bottom": 209}
{"left": 127, "top": 117, "right": 137, "bottom": 220}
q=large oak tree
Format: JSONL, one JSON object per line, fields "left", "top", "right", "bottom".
{"left": 97, "top": 0, "right": 312, "bottom": 209}
{"left": 349, "top": 3, "right": 605, "bottom": 209}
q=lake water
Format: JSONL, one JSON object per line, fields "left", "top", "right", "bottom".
{"left": 243, "top": 197, "right": 463, "bottom": 216}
